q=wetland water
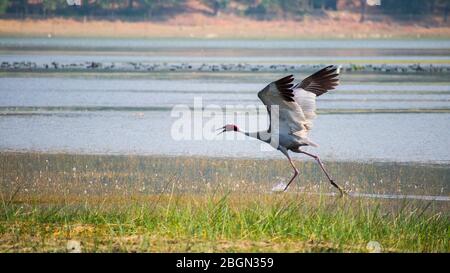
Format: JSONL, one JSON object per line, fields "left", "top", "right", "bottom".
{"left": 0, "top": 38, "right": 449, "bottom": 163}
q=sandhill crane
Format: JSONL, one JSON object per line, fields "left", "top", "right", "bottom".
{"left": 219, "top": 65, "right": 346, "bottom": 196}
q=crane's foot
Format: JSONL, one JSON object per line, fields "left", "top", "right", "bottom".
{"left": 338, "top": 187, "right": 348, "bottom": 198}
{"left": 330, "top": 179, "right": 348, "bottom": 198}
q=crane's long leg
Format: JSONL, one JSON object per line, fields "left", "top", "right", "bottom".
{"left": 279, "top": 147, "right": 299, "bottom": 192}
{"left": 297, "top": 150, "right": 346, "bottom": 197}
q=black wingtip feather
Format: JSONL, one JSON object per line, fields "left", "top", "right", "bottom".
{"left": 273, "top": 74, "right": 296, "bottom": 102}
{"left": 298, "top": 65, "right": 340, "bottom": 96}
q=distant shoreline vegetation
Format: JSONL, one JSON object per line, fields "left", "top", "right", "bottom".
{"left": 0, "top": 0, "right": 448, "bottom": 23}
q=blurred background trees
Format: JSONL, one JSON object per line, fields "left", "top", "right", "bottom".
{"left": 0, "top": 0, "right": 448, "bottom": 22}
{"left": 202, "top": 0, "right": 229, "bottom": 16}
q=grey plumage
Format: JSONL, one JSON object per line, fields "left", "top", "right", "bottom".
{"left": 220, "top": 65, "right": 345, "bottom": 196}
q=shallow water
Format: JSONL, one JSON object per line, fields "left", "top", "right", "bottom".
{"left": 0, "top": 38, "right": 449, "bottom": 163}
{"left": 295, "top": 191, "right": 450, "bottom": 201}
{"left": 0, "top": 72, "right": 449, "bottom": 163}
{"left": 2, "top": 37, "right": 450, "bottom": 50}
{"left": 2, "top": 37, "right": 450, "bottom": 65}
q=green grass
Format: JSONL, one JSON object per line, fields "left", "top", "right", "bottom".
{"left": 0, "top": 152, "right": 449, "bottom": 252}
{"left": 1, "top": 193, "right": 448, "bottom": 252}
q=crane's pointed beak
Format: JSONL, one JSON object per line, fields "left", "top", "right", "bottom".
{"left": 216, "top": 126, "right": 226, "bottom": 135}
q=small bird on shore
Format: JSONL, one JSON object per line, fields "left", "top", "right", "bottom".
{"left": 219, "top": 65, "right": 346, "bottom": 196}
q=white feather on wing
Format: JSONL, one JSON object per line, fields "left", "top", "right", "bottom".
{"left": 293, "top": 89, "right": 317, "bottom": 130}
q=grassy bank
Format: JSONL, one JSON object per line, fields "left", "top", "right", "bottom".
{"left": 0, "top": 152, "right": 449, "bottom": 252}
{"left": 1, "top": 194, "right": 449, "bottom": 252}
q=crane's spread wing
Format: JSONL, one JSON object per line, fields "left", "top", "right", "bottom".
{"left": 296, "top": 65, "right": 339, "bottom": 96}
{"left": 257, "top": 75, "right": 309, "bottom": 138}
{"left": 257, "top": 66, "right": 339, "bottom": 141}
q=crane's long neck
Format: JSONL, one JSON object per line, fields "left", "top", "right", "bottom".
{"left": 242, "top": 130, "right": 271, "bottom": 144}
